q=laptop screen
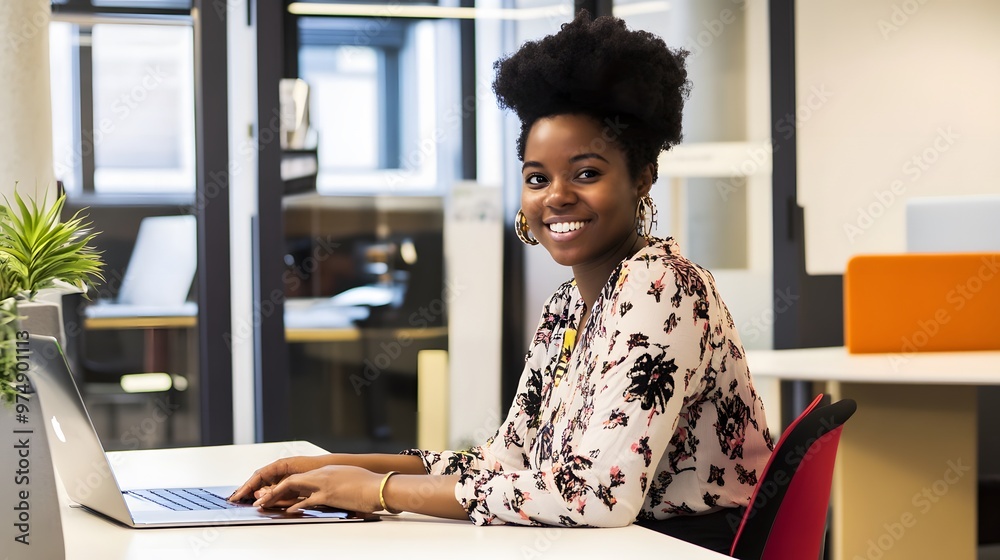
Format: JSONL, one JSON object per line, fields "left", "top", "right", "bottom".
{"left": 25, "top": 335, "right": 134, "bottom": 525}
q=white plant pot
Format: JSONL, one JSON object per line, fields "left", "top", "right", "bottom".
{"left": 16, "top": 300, "right": 66, "bottom": 349}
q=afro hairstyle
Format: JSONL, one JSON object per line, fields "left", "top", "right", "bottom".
{"left": 492, "top": 10, "right": 690, "bottom": 183}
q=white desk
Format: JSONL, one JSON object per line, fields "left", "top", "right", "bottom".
{"left": 59, "top": 441, "right": 732, "bottom": 559}
{"left": 747, "top": 346, "right": 1000, "bottom": 560}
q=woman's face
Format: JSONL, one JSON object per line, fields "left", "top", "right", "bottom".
{"left": 521, "top": 113, "right": 651, "bottom": 269}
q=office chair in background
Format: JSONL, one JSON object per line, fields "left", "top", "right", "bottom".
{"left": 729, "top": 394, "right": 857, "bottom": 560}
{"left": 70, "top": 215, "right": 198, "bottom": 448}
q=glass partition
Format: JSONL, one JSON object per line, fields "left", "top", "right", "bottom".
{"left": 50, "top": 12, "right": 202, "bottom": 451}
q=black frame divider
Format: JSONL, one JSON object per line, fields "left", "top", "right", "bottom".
{"left": 459, "top": 0, "right": 477, "bottom": 181}
{"left": 253, "top": 0, "right": 291, "bottom": 442}
{"left": 77, "top": 28, "right": 96, "bottom": 194}
{"left": 769, "top": 0, "right": 844, "bottom": 422}
{"left": 193, "top": 0, "right": 234, "bottom": 445}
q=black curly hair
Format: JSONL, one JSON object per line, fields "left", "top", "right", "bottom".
{"left": 492, "top": 10, "right": 690, "bottom": 183}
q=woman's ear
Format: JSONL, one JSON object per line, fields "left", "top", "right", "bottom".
{"left": 637, "top": 163, "right": 654, "bottom": 197}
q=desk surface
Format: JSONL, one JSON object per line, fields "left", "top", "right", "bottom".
{"left": 84, "top": 315, "right": 199, "bottom": 330}
{"left": 746, "top": 346, "right": 1000, "bottom": 384}
{"left": 60, "top": 442, "right": 731, "bottom": 559}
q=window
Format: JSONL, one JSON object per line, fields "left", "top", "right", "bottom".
{"left": 50, "top": 21, "right": 81, "bottom": 192}
{"left": 297, "top": 16, "right": 442, "bottom": 193}
{"left": 91, "top": 24, "right": 195, "bottom": 193}
{"left": 49, "top": 11, "right": 196, "bottom": 196}
{"left": 300, "top": 45, "right": 388, "bottom": 172}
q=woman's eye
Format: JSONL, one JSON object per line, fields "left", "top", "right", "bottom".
{"left": 577, "top": 169, "right": 600, "bottom": 180}
{"left": 525, "top": 174, "right": 547, "bottom": 186}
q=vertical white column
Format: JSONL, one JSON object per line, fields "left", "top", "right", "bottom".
{"left": 225, "top": 0, "right": 259, "bottom": 444}
{"left": 0, "top": 0, "right": 56, "bottom": 202}
{"left": 0, "top": 8, "right": 64, "bottom": 557}
{"left": 445, "top": 183, "right": 504, "bottom": 448}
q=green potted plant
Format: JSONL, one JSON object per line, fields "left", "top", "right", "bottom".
{"left": 0, "top": 189, "right": 103, "bottom": 404}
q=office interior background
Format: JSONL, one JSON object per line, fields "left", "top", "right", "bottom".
{"left": 1, "top": 0, "right": 998, "bottom": 554}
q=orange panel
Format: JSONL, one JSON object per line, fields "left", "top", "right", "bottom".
{"left": 844, "top": 253, "right": 1000, "bottom": 353}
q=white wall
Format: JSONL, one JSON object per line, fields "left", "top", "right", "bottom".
{"left": 796, "top": 0, "right": 1000, "bottom": 274}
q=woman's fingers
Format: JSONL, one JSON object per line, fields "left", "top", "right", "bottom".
{"left": 253, "top": 474, "right": 312, "bottom": 508}
{"left": 248, "top": 486, "right": 294, "bottom": 508}
{"left": 229, "top": 459, "right": 293, "bottom": 502}
{"left": 228, "top": 473, "right": 263, "bottom": 502}
{"left": 245, "top": 464, "right": 379, "bottom": 513}
{"left": 285, "top": 494, "right": 326, "bottom": 514}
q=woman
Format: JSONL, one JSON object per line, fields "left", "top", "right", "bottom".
{"left": 231, "top": 11, "right": 772, "bottom": 553}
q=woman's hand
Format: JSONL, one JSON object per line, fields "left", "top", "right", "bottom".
{"left": 228, "top": 455, "right": 332, "bottom": 503}
{"left": 250, "top": 465, "right": 383, "bottom": 513}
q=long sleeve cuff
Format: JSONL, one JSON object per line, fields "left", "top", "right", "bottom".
{"left": 399, "top": 448, "right": 484, "bottom": 476}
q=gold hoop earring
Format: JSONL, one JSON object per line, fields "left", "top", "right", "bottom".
{"left": 635, "top": 195, "right": 658, "bottom": 241}
{"left": 515, "top": 209, "right": 539, "bottom": 246}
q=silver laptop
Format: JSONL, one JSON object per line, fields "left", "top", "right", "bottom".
{"left": 26, "top": 335, "right": 377, "bottom": 528}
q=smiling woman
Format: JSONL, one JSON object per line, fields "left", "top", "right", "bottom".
{"left": 231, "top": 11, "right": 772, "bottom": 555}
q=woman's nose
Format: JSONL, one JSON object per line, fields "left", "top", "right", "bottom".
{"left": 545, "top": 173, "right": 577, "bottom": 207}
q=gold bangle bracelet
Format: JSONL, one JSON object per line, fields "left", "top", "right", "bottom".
{"left": 379, "top": 471, "right": 402, "bottom": 514}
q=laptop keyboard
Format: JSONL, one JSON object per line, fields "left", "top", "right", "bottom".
{"left": 124, "top": 488, "right": 242, "bottom": 511}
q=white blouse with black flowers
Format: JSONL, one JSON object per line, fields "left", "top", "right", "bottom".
{"left": 403, "top": 237, "right": 773, "bottom": 527}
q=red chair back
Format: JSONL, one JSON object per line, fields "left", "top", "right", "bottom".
{"left": 730, "top": 394, "right": 857, "bottom": 560}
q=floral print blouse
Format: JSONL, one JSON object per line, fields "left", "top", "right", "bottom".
{"left": 404, "top": 237, "right": 772, "bottom": 527}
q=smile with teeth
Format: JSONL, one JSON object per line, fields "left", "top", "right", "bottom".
{"left": 548, "top": 221, "right": 589, "bottom": 234}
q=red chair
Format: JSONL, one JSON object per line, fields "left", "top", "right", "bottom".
{"left": 729, "top": 394, "right": 857, "bottom": 560}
